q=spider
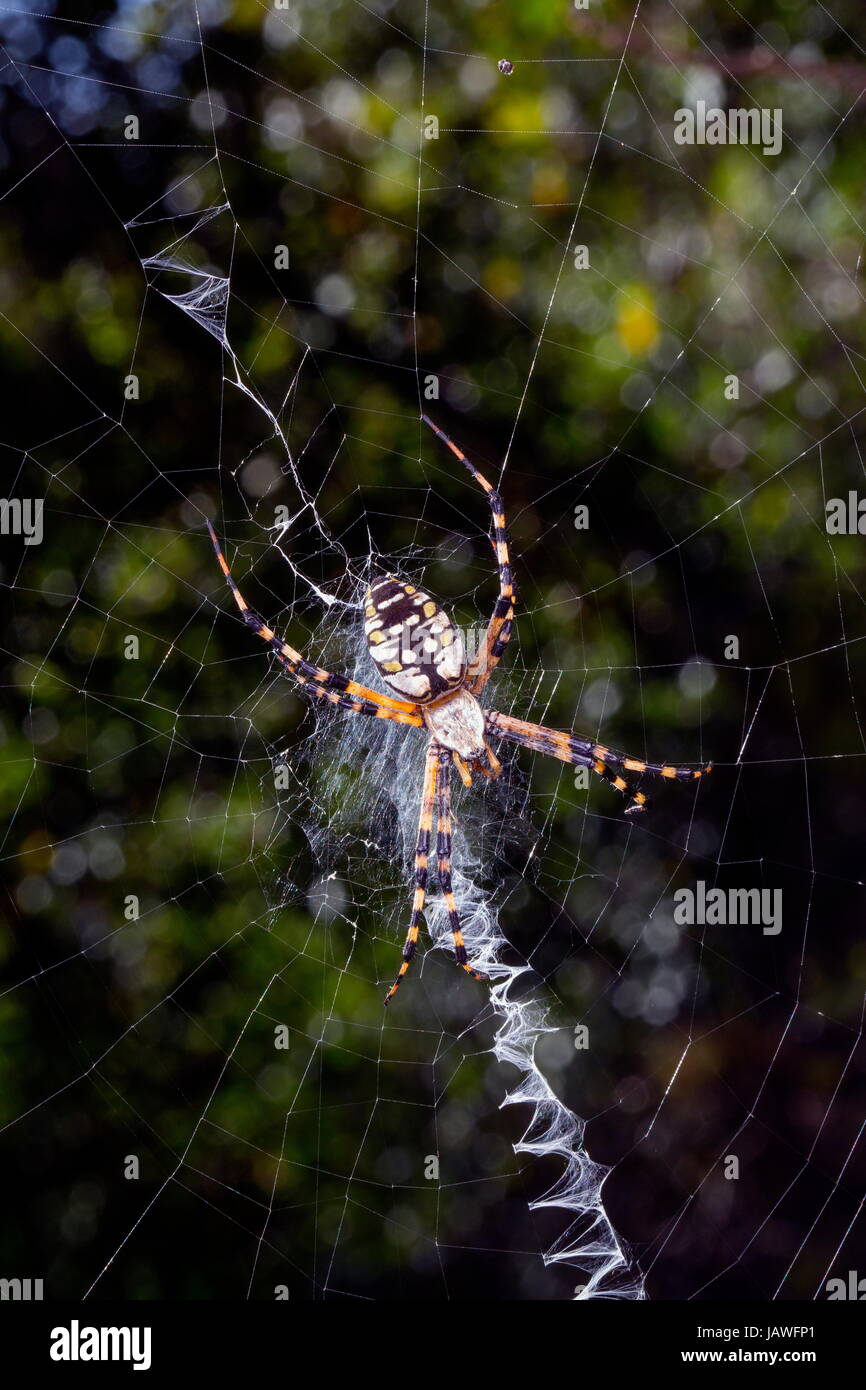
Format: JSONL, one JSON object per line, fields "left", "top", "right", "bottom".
{"left": 207, "top": 415, "right": 712, "bottom": 1004}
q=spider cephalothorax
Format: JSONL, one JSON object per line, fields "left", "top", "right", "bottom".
{"left": 208, "top": 413, "right": 712, "bottom": 1003}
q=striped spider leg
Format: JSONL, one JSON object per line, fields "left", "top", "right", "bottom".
{"left": 384, "top": 741, "right": 439, "bottom": 1003}
{"left": 486, "top": 710, "right": 712, "bottom": 815}
{"left": 384, "top": 745, "right": 487, "bottom": 1004}
{"left": 421, "top": 415, "right": 515, "bottom": 696}
{"left": 436, "top": 747, "right": 488, "bottom": 987}
{"left": 207, "top": 521, "right": 423, "bottom": 729}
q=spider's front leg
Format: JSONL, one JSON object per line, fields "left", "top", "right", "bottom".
{"left": 384, "top": 745, "right": 487, "bottom": 1004}
{"left": 436, "top": 750, "right": 488, "bottom": 986}
{"left": 486, "top": 710, "right": 712, "bottom": 815}
{"left": 384, "top": 742, "right": 440, "bottom": 1004}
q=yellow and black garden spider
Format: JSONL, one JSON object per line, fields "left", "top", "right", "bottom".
{"left": 208, "top": 415, "right": 712, "bottom": 1003}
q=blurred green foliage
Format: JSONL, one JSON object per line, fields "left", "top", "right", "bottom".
{"left": 0, "top": 0, "right": 864, "bottom": 1300}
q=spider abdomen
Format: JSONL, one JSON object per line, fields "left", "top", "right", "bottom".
{"left": 365, "top": 576, "right": 465, "bottom": 703}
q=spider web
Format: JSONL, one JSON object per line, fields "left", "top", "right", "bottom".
{"left": 0, "top": 0, "right": 865, "bottom": 1303}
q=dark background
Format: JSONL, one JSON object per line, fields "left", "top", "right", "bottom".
{"left": 0, "top": 0, "right": 864, "bottom": 1300}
